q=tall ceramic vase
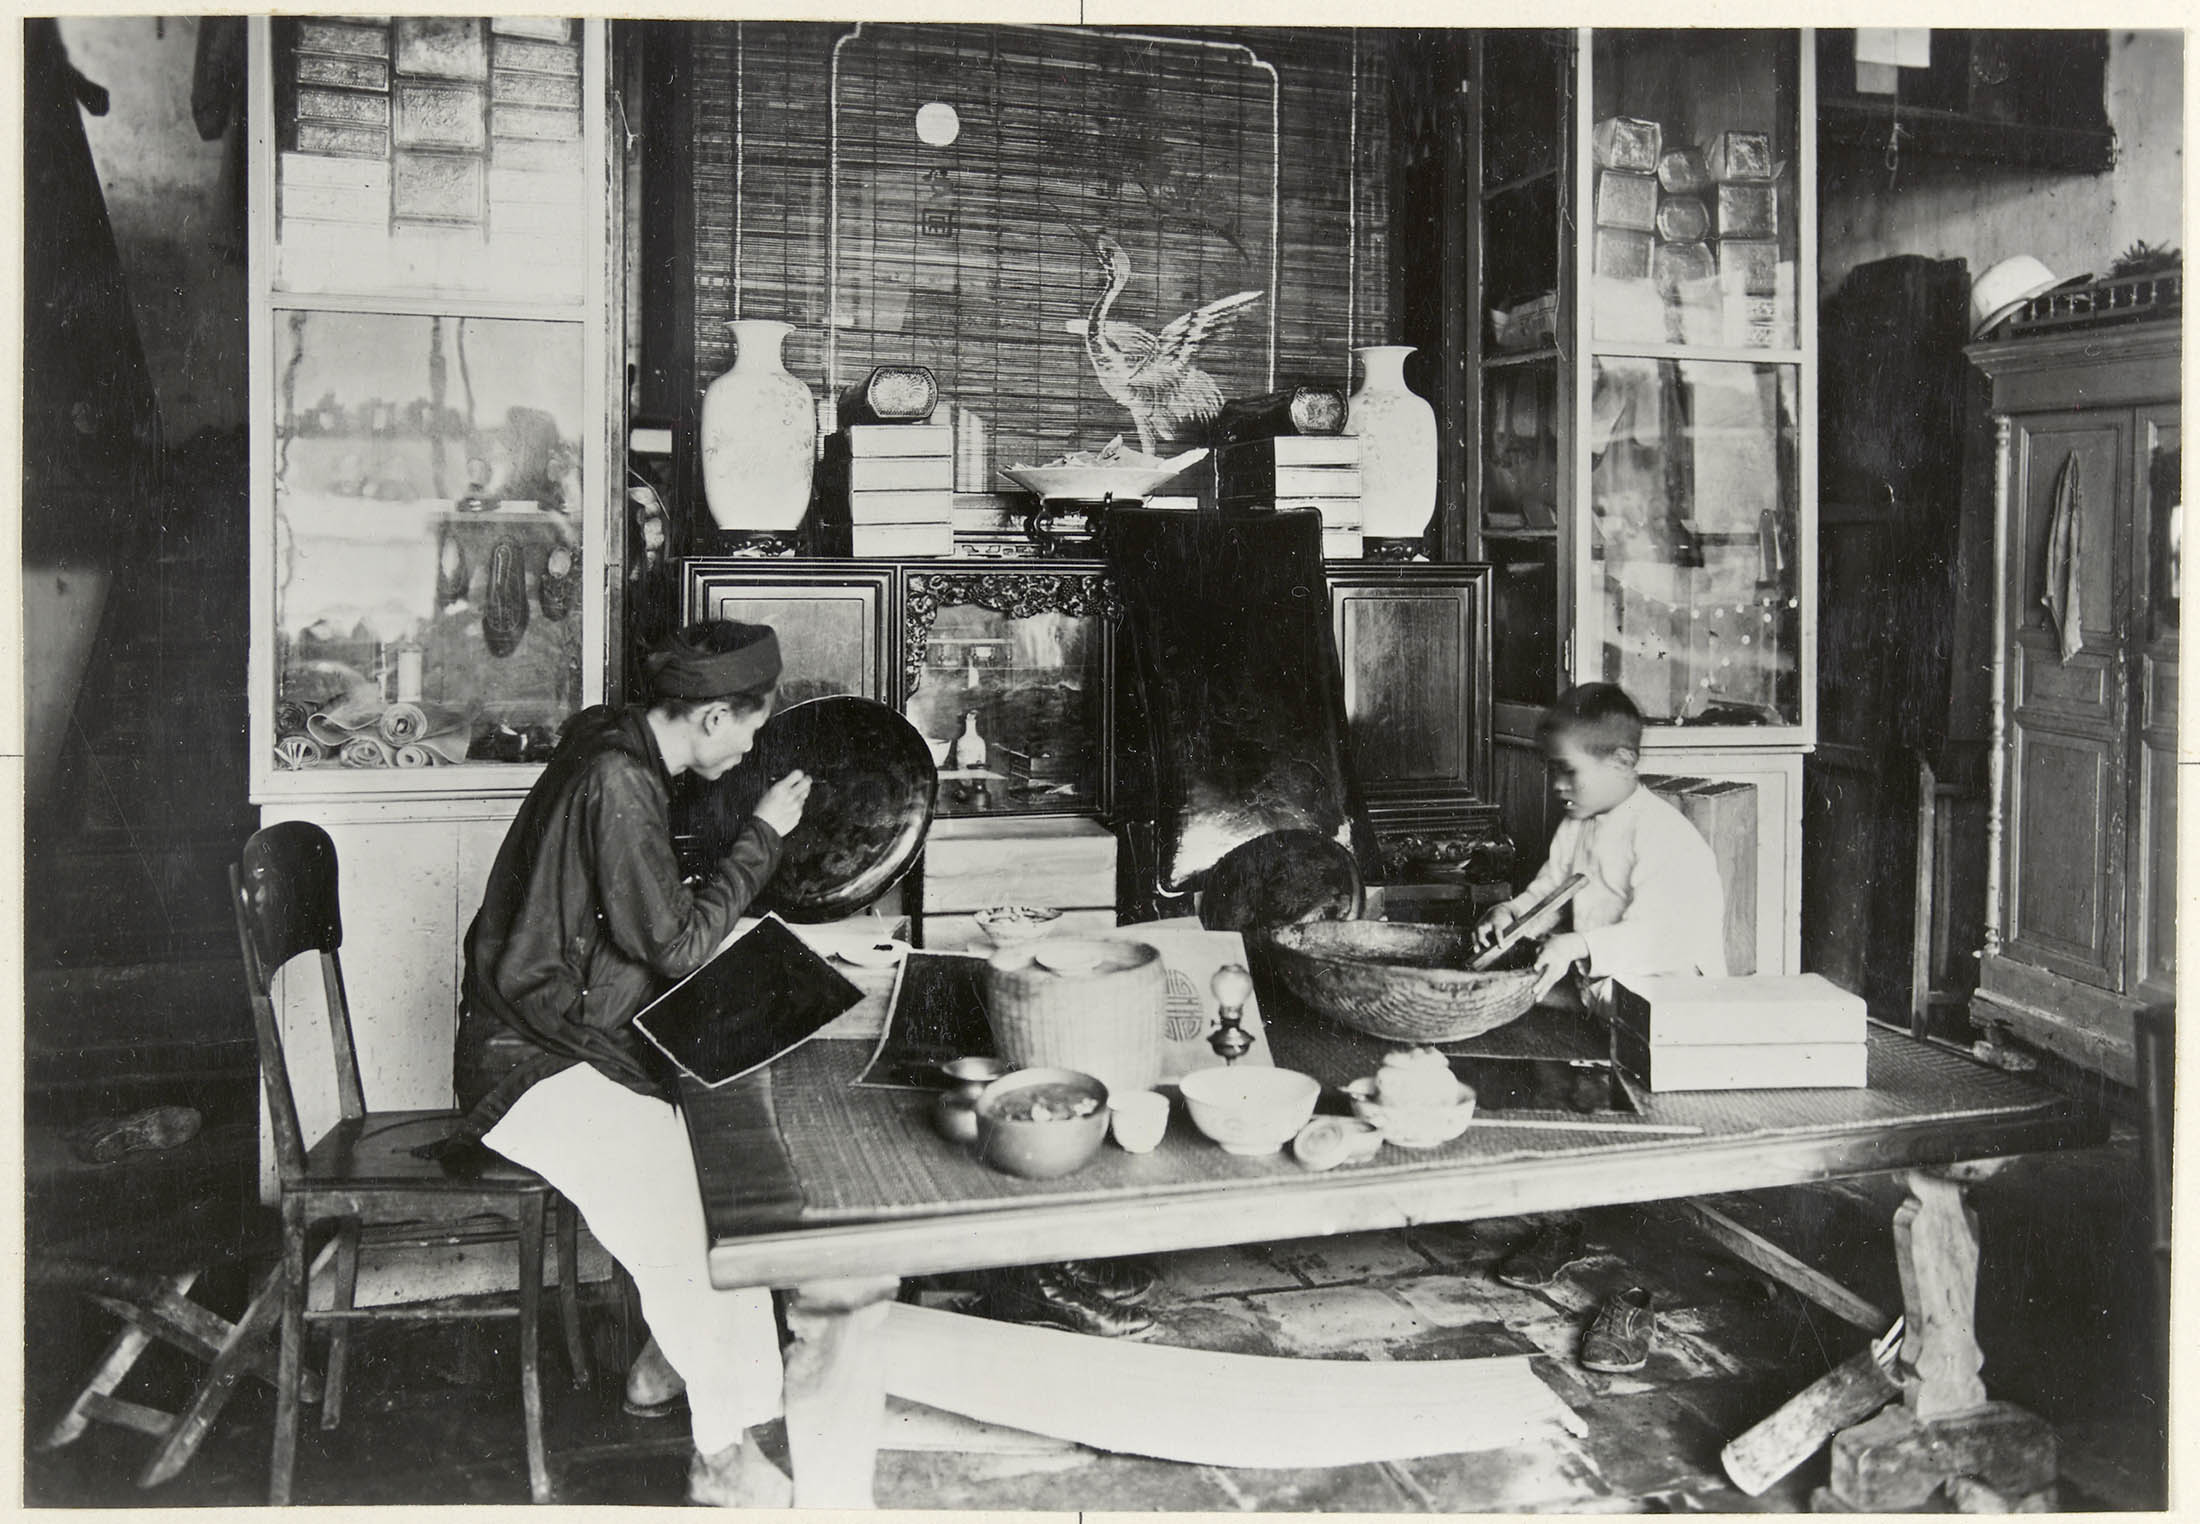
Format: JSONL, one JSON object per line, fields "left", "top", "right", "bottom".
{"left": 699, "top": 319, "right": 816, "bottom": 533}
{"left": 1344, "top": 344, "right": 1438, "bottom": 540}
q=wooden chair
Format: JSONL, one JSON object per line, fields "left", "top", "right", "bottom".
{"left": 233, "top": 820, "right": 597, "bottom": 1505}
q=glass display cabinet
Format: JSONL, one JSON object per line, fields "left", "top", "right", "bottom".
{"left": 246, "top": 17, "right": 613, "bottom": 1162}
{"left": 1470, "top": 29, "right": 1817, "bottom": 972}
{"left": 251, "top": 17, "right": 612, "bottom": 802}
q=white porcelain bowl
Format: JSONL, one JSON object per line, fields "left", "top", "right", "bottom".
{"left": 974, "top": 905, "right": 1061, "bottom": 946}
{"left": 1342, "top": 1075, "right": 1478, "bottom": 1149}
{"left": 1177, "top": 1067, "right": 1322, "bottom": 1156}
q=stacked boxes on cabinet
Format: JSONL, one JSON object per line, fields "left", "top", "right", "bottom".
{"left": 842, "top": 423, "right": 954, "bottom": 557}
{"left": 1214, "top": 436, "right": 1366, "bottom": 559}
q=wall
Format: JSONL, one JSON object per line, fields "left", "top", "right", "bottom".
{"left": 1821, "top": 30, "right": 2183, "bottom": 294}
{"left": 58, "top": 16, "right": 247, "bottom": 439}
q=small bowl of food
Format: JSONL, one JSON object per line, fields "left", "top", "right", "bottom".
{"left": 1177, "top": 1066, "right": 1323, "bottom": 1157}
{"left": 974, "top": 905, "right": 1062, "bottom": 946}
{"left": 973, "top": 1067, "right": 1112, "bottom": 1179}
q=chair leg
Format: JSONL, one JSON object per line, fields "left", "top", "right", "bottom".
{"left": 517, "top": 1194, "right": 552, "bottom": 1503}
{"left": 320, "top": 1220, "right": 361, "bottom": 1430}
{"left": 554, "top": 1197, "right": 591, "bottom": 1389}
{"left": 138, "top": 1261, "right": 288, "bottom": 1488}
{"left": 270, "top": 1207, "right": 309, "bottom": 1507}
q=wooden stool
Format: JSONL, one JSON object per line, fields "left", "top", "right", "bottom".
{"left": 33, "top": 1252, "right": 319, "bottom": 1488}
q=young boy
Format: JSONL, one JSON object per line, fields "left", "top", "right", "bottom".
{"left": 1474, "top": 682, "right": 1727, "bottom": 1013}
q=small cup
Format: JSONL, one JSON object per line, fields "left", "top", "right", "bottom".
{"left": 1110, "top": 1089, "right": 1171, "bottom": 1153}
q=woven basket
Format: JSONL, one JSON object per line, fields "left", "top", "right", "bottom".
{"left": 1259, "top": 922, "right": 1539, "bottom": 1043}
{"left": 982, "top": 939, "right": 1166, "bottom": 1097}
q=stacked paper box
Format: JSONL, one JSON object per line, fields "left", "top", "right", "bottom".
{"left": 1215, "top": 438, "right": 1363, "bottom": 558}
{"left": 1609, "top": 974, "right": 1867, "bottom": 1093}
{"left": 846, "top": 424, "right": 952, "bottom": 557}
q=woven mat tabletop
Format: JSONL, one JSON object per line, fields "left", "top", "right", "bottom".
{"left": 682, "top": 1018, "right": 2076, "bottom": 1235}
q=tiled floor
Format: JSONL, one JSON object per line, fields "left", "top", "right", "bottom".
{"left": 24, "top": 1131, "right": 2167, "bottom": 1511}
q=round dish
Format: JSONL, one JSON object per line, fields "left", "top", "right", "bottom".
{"left": 741, "top": 697, "right": 938, "bottom": 923}
{"left": 999, "top": 448, "right": 1208, "bottom": 505}
{"left": 836, "top": 937, "right": 910, "bottom": 969}
{"left": 1342, "top": 1074, "right": 1478, "bottom": 1150}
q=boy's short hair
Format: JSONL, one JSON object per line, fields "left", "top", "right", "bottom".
{"left": 1538, "top": 682, "right": 1644, "bottom": 757}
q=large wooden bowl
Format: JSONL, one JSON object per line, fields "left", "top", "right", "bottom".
{"left": 1259, "top": 922, "right": 1539, "bottom": 1044}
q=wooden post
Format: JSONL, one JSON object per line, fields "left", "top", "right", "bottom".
{"left": 1820, "top": 1164, "right": 2055, "bottom": 1510}
{"left": 782, "top": 1275, "right": 901, "bottom": 1510}
{"left": 1892, "top": 1168, "right": 1987, "bottom": 1419}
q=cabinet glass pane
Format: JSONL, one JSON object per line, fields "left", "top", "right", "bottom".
{"left": 271, "top": 17, "right": 588, "bottom": 303}
{"left": 1587, "top": 356, "right": 1800, "bottom": 725}
{"left": 1589, "top": 30, "right": 1798, "bottom": 350}
{"left": 1480, "top": 29, "right": 1568, "bottom": 188}
{"left": 1486, "top": 362, "right": 1561, "bottom": 707}
{"left": 271, "top": 309, "right": 586, "bottom": 771}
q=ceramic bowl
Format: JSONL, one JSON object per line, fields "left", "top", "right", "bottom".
{"left": 972, "top": 1067, "right": 1111, "bottom": 1180}
{"left": 974, "top": 905, "right": 1062, "bottom": 946}
{"left": 999, "top": 448, "right": 1208, "bottom": 505}
{"left": 1342, "top": 1075, "right": 1478, "bottom": 1149}
{"left": 1177, "top": 1067, "right": 1323, "bottom": 1157}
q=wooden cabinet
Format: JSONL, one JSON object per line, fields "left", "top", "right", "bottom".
{"left": 1459, "top": 29, "right": 1818, "bottom": 971}
{"left": 1327, "top": 564, "right": 1496, "bottom": 839}
{"left": 246, "top": 18, "right": 617, "bottom": 1169}
{"left": 1969, "top": 320, "right": 2179, "bottom": 1083}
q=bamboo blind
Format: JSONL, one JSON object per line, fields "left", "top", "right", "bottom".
{"left": 687, "top": 24, "right": 1390, "bottom": 478}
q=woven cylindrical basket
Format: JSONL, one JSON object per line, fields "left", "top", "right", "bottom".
{"left": 983, "top": 939, "right": 1166, "bottom": 1098}
{"left": 1260, "top": 922, "right": 1539, "bottom": 1044}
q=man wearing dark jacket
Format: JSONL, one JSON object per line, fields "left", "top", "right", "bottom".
{"left": 458, "top": 619, "right": 808, "bottom": 1507}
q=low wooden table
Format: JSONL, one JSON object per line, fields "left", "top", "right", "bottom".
{"left": 681, "top": 1009, "right": 2100, "bottom": 1508}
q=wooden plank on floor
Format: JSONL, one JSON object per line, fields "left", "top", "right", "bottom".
{"left": 881, "top": 1303, "right": 1586, "bottom": 1469}
{"left": 1664, "top": 1199, "right": 1888, "bottom": 1331}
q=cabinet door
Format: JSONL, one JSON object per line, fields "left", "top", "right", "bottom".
{"left": 2001, "top": 415, "right": 2129, "bottom": 987}
{"left": 1329, "top": 565, "right": 1494, "bottom": 815}
{"left": 2127, "top": 406, "right": 2178, "bottom": 999}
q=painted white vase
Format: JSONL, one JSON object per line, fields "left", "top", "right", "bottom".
{"left": 699, "top": 319, "right": 816, "bottom": 533}
{"left": 1343, "top": 344, "right": 1438, "bottom": 540}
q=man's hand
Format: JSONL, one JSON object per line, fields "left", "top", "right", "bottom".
{"left": 1471, "top": 904, "right": 1518, "bottom": 953}
{"left": 1532, "top": 931, "right": 1590, "bottom": 999}
{"left": 753, "top": 770, "right": 812, "bottom": 837}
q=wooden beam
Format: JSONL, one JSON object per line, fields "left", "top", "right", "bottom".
{"left": 1663, "top": 1199, "right": 1888, "bottom": 1332}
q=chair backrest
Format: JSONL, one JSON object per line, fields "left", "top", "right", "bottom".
{"left": 233, "top": 821, "right": 368, "bottom": 1182}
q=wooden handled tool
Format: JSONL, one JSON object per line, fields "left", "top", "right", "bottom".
{"left": 1719, "top": 1319, "right": 1903, "bottom": 1496}
{"left": 1469, "top": 873, "right": 1589, "bottom": 971}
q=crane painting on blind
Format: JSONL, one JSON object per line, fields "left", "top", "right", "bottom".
{"left": 1059, "top": 224, "right": 1264, "bottom": 457}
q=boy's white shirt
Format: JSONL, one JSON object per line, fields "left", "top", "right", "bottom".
{"left": 1503, "top": 783, "right": 1729, "bottom": 992}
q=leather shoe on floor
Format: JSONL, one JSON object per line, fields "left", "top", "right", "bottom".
{"left": 984, "top": 1265, "right": 1155, "bottom": 1338}
{"left": 69, "top": 1105, "right": 202, "bottom": 1165}
{"left": 1056, "top": 1256, "right": 1160, "bottom": 1306}
{"left": 1495, "top": 1217, "right": 1591, "bottom": 1289}
{"left": 1580, "top": 1286, "right": 1655, "bottom": 1374}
